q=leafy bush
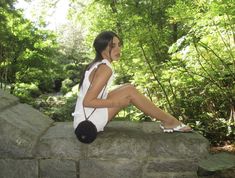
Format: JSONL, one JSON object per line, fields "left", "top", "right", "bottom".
{"left": 61, "top": 78, "right": 74, "bottom": 95}
{"left": 32, "top": 88, "right": 78, "bottom": 121}
{"left": 12, "top": 83, "right": 41, "bottom": 102}
{"left": 16, "top": 68, "right": 55, "bottom": 93}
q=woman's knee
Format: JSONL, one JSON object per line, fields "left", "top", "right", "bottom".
{"left": 108, "top": 83, "right": 137, "bottom": 98}
{"left": 123, "top": 83, "right": 137, "bottom": 93}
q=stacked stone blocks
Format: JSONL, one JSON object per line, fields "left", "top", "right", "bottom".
{"left": 0, "top": 90, "right": 209, "bottom": 178}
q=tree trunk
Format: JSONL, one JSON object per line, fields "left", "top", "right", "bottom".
{"left": 229, "top": 105, "right": 235, "bottom": 124}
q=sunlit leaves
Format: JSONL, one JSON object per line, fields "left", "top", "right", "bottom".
{"left": 165, "top": 0, "right": 235, "bottom": 142}
{"left": 0, "top": 1, "right": 61, "bottom": 92}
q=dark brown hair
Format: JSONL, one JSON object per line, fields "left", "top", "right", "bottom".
{"left": 79, "top": 31, "right": 121, "bottom": 88}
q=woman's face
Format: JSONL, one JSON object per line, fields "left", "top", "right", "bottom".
{"left": 102, "top": 36, "right": 122, "bottom": 61}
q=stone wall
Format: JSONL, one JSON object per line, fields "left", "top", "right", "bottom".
{"left": 0, "top": 89, "right": 210, "bottom": 178}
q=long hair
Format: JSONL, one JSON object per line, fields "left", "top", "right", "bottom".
{"left": 79, "top": 31, "right": 121, "bottom": 88}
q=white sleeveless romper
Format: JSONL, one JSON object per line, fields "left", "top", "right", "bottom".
{"left": 72, "top": 59, "right": 114, "bottom": 132}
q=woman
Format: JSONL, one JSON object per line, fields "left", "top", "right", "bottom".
{"left": 73, "top": 31, "right": 192, "bottom": 143}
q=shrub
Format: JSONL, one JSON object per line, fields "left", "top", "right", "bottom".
{"left": 16, "top": 68, "right": 55, "bottom": 93}
{"left": 12, "top": 83, "right": 41, "bottom": 102}
{"left": 61, "top": 78, "right": 73, "bottom": 94}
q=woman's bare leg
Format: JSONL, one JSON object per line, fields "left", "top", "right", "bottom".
{"left": 107, "top": 84, "right": 191, "bottom": 130}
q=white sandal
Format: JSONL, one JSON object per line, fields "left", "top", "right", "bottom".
{"left": 160, "top": 123, "right": 192, "bottom": 133}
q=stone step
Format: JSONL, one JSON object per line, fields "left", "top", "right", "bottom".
{"left": 0, "top": 90, "right": 18, "bottom": 112}
{"left": 143, "top": 172, "right": 198, "bottom": 178}
{"left": 0, "top": 104, "right": 54, "bottom": 158}
{"left": 35, "top": 122, "right": 209, "bottom": 160}
{"left": 198, "top": 152, "right": 235, "bottom": 178}
{"left": 0, "top": 158, "right": 199, "bottom": 178}
{"left": 34, "top": 121, "right": 209, "bottom": 177}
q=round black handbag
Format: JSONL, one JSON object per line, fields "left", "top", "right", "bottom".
{"left": 75, "top": 120, "right": 97, "bottom": 144}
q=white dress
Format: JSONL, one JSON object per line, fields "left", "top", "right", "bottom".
{"left": 72, "top": 59, "right": 114, "bottom": 132}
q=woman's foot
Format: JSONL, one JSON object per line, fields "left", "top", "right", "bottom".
{"left": 160, "top": 119, "right": 192, "bottom": 132}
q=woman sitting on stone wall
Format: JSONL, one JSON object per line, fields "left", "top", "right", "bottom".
{"left": 72, "top": 31, "right": 192, "bottom": 144}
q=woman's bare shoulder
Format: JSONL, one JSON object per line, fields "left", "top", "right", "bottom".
{"left": 97, "top": 63, "right": 112, "bottom": 76}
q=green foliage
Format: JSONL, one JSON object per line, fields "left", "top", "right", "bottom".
{"left": 12, "top": 83, "right": 41, "bottom": 102}
{"left": 15, "top": 68, "right": 54, "bottom": 92}
{"left": 32, "top": 86, "right": 78, "bottom": 121}
{"left": 61, "top": 78, "right": 74, "bottom": 95}
{"left": 0, "top": 3, "right": 62, "bottom": 93}
{"left": 164, "top": 0, "right": 235, "bottom": 143}
{"left": 38, "top": 94, "right": 76, "bottom": 122}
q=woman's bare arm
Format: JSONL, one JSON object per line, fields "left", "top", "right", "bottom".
{"left": 83, "top": 64, "right": 119, "bottom": 108}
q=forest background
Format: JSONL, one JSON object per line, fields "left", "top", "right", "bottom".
{"left": 0, "top": 0, "right": 234, "bottom": 149}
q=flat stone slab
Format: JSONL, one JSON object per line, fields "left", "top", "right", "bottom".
{"left": 0, "top": 104, "right": 54, "bottom": 158}
{"left": 143, "top": 172, "right": 198, "bottom": 178}
{"left": 40, "top": 159, "right": 77, "bottom": 178}
{"left": 0, "top": 159, "right": 38, "bottom": 178}
{"left": 35, "top": 122, "right": 82, "bottom": 160}
{"left": 35, "top": 121, "right": 209, "bottom": 161}
{"left": 0, "top": 90, "right": 18, "bottom": 111}
{"left": 79, "top": 158, "right": 143, "bottom": 178}
{"left": 91, "top": 121, "right": 209, "bottom": 160}
{"left": 198, "top": 152, "right": 235, "bottom": 177}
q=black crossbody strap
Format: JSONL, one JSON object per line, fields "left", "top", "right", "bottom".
{"left": 83, "top": 63, "right": 108, "bottom": 120}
